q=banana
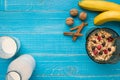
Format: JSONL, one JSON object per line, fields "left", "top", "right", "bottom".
{"left": 79, "top": 1, "right": 120, "bottom": 11}
{"left": 94, "top": 11, "right": 120, "bottom": 25}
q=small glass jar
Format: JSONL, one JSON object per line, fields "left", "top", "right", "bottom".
{"left": 6, "top": 54, "right": 36, "bottom": 80}
{"left": 0, "top": 36, "right": 20, "bottom": 59}
{"left": 86, "top": 28, "right": 120, "bottom": 64}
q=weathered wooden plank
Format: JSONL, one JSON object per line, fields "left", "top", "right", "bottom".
{"left": 4, "top": 0, "right": 120, "bottom": 11}
{"left": 0, "top": 12, "right": 119, "bottom": 33}
{"left": 0, "top": 34, "right": 86, "bottom": 54}
{"left": 0, "top": 0, "right": 120, "bottom": 80}
{"left": 1, "top": 54, "right": 120, "bottom": 80}
{"left": 5, "top": 0, "right": 79, "bottom": 11}
{"left": 0, "top": 0, "right": 4, "bottom": 10}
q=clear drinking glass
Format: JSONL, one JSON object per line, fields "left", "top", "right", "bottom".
{"left": 6, "top": 54, "right": 36, "bottom": 80}
{"left": 0, "top": 36, "right": 20, "bottom": 59}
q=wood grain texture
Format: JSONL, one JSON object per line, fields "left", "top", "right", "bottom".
{"left": 0, "top": 0, "right": 120, "bottom": 80}
{"left": 0, "top": 0, "right": 4, "bottom": 10}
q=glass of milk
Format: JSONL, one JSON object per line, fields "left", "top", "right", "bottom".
{"left": 6, "top": 54, "right": 36, "bottom": 80}
{"left": 0, "top": 36, "right": 20, "bottom": 59}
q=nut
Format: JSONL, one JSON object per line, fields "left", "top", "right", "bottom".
{"left": 70, "top": 9, "right": 78, "bottom": 17}
{"left": 79, "top": 12, "right": 87, "bottom": 20}
{"left": 66, "top": 17, "right": 74, "bottom": 26}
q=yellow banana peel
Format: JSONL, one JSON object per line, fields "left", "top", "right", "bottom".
{"left": 79, "top": 1, "right": 120, "bottom": 11}
{"left": 94, "top": 11, "right": 120, "bottom": 25}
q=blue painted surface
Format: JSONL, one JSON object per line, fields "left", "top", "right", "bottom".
{"left": 0, "top": 0, "right": 120, "bottom": 80}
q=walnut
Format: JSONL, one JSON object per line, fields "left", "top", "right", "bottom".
{"left": 70, "top": 9, "right": 78, "bottom": 17}
{"left": 66, "top": 17, "right": 74, "bottom": 26}
{"left": 79, "top": 12, "right": 87, "bottom": 20}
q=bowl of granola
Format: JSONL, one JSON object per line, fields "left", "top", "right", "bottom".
{"left": 86, "top": 28, "right": 120, "bottom": 64}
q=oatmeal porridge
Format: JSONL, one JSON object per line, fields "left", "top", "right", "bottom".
{"left": 87, "top": 29, "right": 116, "bottom": 61}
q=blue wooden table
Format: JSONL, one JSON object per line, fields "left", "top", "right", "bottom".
{"left": 0, "top": 0, "right": 120, "bottom": 80}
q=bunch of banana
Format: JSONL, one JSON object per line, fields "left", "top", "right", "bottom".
{"left": 79, "top": 0, "right": 120, "bottom": 25}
